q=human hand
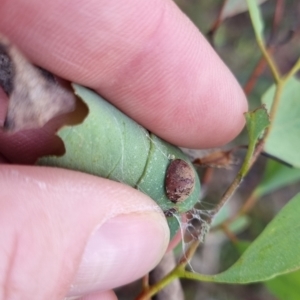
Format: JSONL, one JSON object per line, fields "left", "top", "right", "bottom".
{"left": 0, "top": 0, "right": 247, "bottom": 299}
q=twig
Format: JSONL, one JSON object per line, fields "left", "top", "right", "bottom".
{"left": 221, "top": 224, "right": 239, "bottom": 243}
{"left": 243, "top": 49, "right": 274, "bottom": 95}
{"left": 149, "top": 252, "right": 185, "bottom": 300}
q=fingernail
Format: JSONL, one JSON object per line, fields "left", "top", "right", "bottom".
{"left": 67, "top": 212, "right": 169, "bottom": 297}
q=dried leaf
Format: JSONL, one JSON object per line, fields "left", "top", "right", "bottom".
{"left": 0, "top": 34, "right": 76, "bottom": 132}
{"left": 193, "top": 150, "right": 236, "bottom": 169}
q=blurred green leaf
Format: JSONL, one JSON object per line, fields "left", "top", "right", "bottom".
{"left": 213, "top": 215, "right": 250, "bottom": 237}
{"left": 221, "top": 0, "right": 268, "bottom": 21}
{"left": 211, "top": 204, "right": 231, "bottom": 227}
{"left": 265, "top": 269, "right": 300, "bottom": 300}
{"left": 255, "top": 160, "right": 300, "bottom": 197}
{"left": 247, "top": 0, "right": 265, "bottom": 42}
{"left": 189, "top": 193, "right": 300, "bottom": 283}
{"left": 228, "top": 216, "right": 251, "bottom": 235}
{"left": 234, "top": 240, "right": 251, "bottom": 256}
{"left": 262, "top": 77, "right": 300, "bottom": 168}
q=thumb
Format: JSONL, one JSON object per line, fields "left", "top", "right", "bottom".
{"left": 0, "top": 165, "right": 169, "bottom": 299}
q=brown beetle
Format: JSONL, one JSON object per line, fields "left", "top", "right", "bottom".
{"left": 165, "top": 159, "right": 195, "bottom": 204}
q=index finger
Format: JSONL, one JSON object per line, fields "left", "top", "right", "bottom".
{"left": 0, "top": 0, "right": 247, "bottom": 148}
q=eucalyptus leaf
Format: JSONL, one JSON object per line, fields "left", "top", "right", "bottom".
{"left": 234, "top": 240, "right": 251, "bottom": 256}
{"left": 212, "top": 204, "right": 250, "bottom": 236}
{"left": 245, "top": 106, "right": 270, "bottom": 144}
{"left": 38, "top": 84, "right": 201, "bottom": 238}
{"left": 242, "top": 106, "right": 270, "bottom": 176}
{"left": 211, "top": 204, "right": 230, "bottom": 227}
{"left": 221, "top": 0, "right": 268, "bottom": 21}
{"left": 228, "top": 216, "right": 250, "bottom": 235}
{"left": 262, "top": 77, "right": 300, "bottom": 168}
{"left": 265, "top": 269, "right": 300, "bottom": 300}
{"left": 209, "top": 193, "right": 300, "bottom": 283}
{"left": 255, "top": 160, "right": 300, "bottom": 198}
{"left": 185, "top": 193, "right": 300, "bottom": 283}
{"left": 247, "top": 0, "right": 265, "bottom": 42}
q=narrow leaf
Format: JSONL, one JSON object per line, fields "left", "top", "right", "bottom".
{"left": 38, "top": 85, "right": 201, "bottom": 239}
{"left": 221, "top": 0, "right": 268, "bottom": 21}
{"left": 228, "top": 216, "right": 250, "bottom": 235}
{"left": 212, "top": 204, "right": 250, "bottom": 235}
{"left": 255, "top": 160, "right": 300, "bottom": 198}
{"left": 247, "top": 0, "right": 265, "bottom": 42}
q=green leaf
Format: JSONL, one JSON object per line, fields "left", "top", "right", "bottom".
{"left": 245, "top": 106, "right": 270, "bottom": 144}
{"left": 228, "top": 216, "right": 251, "bottom": 235}
{"left": 241, "top": 106, "right": 270, "bottom": 176}
{"left": 211, "top": 204, "right": 231, "bottom": 227}
{"left": 262, "top": 77, "right": 300, "bottom": 168}
{"left": 247, "top": 0, "right": 265, "bottom": 42}
{"left": 38, "top": 84, "right": 201, "bottom": 239}
{"left": 255, "top": 160, "right": 300, "bottom": 198}
{"left": 184, "top": 193, "right": 300, "bottom": 283}
{"left": 210, "top": 193, "right": 300, "bottom": 283}
{"left": 221, "top": 0, "right": 268, "bottom": 21}
{"left": 234, "top": 240, "right": 251, "bottom": 256}
{"left": 212, "top": 203, "right": 250, "bottom": 235}
{"left": 265, "top": 269, "right": 300, "bottom": 300}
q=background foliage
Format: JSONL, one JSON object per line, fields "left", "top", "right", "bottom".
{"left": 118, "top": 1, "right": 300, "bottom": 299}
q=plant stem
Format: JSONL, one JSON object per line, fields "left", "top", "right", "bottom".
{"left": 213, "top": 174, "right": 243, "bottom": 215}
{"left": 179, "top": 269, "right": 215, "bottom": 282}
{"left": 283, "top": 57, "right": 300, "bottom": 83}
{"left": 256, "top": 38, "right": 281, "bottom": 83}
{"left": 268, "top": 83, "right": 283, "bottom": 124}
{"left": 243, "top": 49, "right": 274, "bottom": 95}
{"left": 221, "top": 223, "right": 239, "bottom": 243}
{"left": 178, "top": 240, "right": 200, "bottom": 267}
{"left": 136, "top": 272, "right": 178, "bottom": 300}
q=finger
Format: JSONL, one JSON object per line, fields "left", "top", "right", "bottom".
{"left": 77, "top": 290, "right": 117, "bottom": 300}
{"left": 0, "top": 0, "right": 247, "bottom": 148}
{"left": 0, "top": 166, "right": 169, "bottom": 299}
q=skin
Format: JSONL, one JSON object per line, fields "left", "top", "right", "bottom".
{"left": 0, "top": 0, "right": 248, "bottom": 299}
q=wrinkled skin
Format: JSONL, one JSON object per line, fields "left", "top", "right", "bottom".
{"left": 0, "top": 0, "right": 247, "bottom": 299}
